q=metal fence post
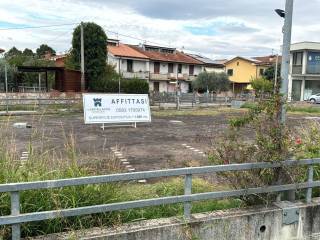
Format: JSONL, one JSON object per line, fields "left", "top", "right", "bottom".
{"left": 11, "top": 191, "right": 21, "bottom": 240}
{"left": 184, "top": 174, "right": 192, "bottom": 219}
{"left": 306, "top": 166, "right": 314, "bottom": 203}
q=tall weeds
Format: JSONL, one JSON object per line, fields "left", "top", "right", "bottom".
{"left": 0, "top": 116, "right": 240, "bottom": 238}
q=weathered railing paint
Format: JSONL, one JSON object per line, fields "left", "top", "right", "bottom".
{"left": 0, "top": 158, "right": 319, "bottom": 240}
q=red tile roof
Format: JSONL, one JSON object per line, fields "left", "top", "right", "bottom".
{"left": 131, "top": 45, "right": 202, "bottom": 64}
{"left": 108, "top": 43, "right": 149, "bottom": 59}
{"left": 108, "top": 42, "right": 202, "bottom": 65}
{"left": 253, "top": 55, "right": 282, "bottom": 65}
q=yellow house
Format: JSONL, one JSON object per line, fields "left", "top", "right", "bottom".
{"left": 225, "top": 56, "right": 274, "bottom": 93}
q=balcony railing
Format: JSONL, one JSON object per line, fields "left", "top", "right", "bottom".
{"left": 150, "top": 73, "right": 169, "bottom": 81}
{"left": 292, "top": 65, "right": 303, "bottom": 75}
{"left": 0, "top": 158, "right": 319, "bottom": 239}
{"left": 121, "top": 71, "right": 149, "bottom": 79}
{"left": 149, "top": 73, "right": 197, "bottom": 81}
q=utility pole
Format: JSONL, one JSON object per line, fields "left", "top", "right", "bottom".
{"left": 80, "top": 22, "right": 85, "bottom": 92}
{"left": 118, "top": 58, "right": 121, "bottom": 93}
{"left": 5, "top": 63, "right": 8, "bottom": 113}
{"left": 277, "top": 0, "right": 294, "bottom": 202}
{"left": 280, "top": 0, "right": 294, "bottom": 123}
{"left": 274, "top": 54, "right": 279, "bottom": 91}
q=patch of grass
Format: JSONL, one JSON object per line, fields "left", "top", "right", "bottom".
{"left": 287, "top": 105, "right": 320, "bottom": 115}
{"left": 240, "top": 102, "right": 258, "bottom": 110}
{"left": 0, "top": 101, "right": 83, "bottom": 113}
{"left": 152, "top": 107, "right": 240, "bottom": 117}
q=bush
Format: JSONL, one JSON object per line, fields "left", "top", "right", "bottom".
{"left": 210, "top": 94, "right": 303, "bottom": 205}
{"left": 121, "top": 78, "right": 149, "bottom": 94}
{"left": 250, "top": 77, "right": 273, "bottom": 97}
{"left": 93, "top": 77, "right": 149, "bottom": 94}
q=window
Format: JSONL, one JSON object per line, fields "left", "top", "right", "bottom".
{"left": 227, "top": 69, "right": 233, "bottom": 76}
{"left": 154, "top": 82, "right": 160, "bottom": 92}
{"left": 189, "top": 65, "right": 194, "bottom": 75}
{"left": 307, "top": 52, "right": 320, "bottom": 74}
{"left": 154, "top": 62, "right": 160, "bottom": 74}
{"left": 293, "top": 52, "right": 303, "bottom": 66}
{"left": 259, "top": 68, "right": 264, "bottom": 76}
{"left": 178, "top": 64, "right": 182, "bottom": 74}
{"left": 168, "top": 63, "right": 174, "bottom": 73}
{"left": 127, "top": 60, "right": 133, "bottom": 72}
{"left": 237, "top": 62, "right": 240, "bottom": 66}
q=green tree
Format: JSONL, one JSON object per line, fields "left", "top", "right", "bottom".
{"left": 263, "top": 64, "right": 281, "bottom": 81}
{"left": 4, "top": 47, "right": 22, "bottom": 58}
{"left": 23, "top": 48, "right": 34, "bottom": 56}
{"left": 91, "top": 64, "right": 120, "bottom": 92}
{"left": 3, "top": 46, "right": 55, "bottom": 90}
{"left": 0, "top": 59, "right": 17, "bottom": 91}
{"left": 250, "top": 77, "right": 273, "bottom": 97}
{"left": 192, "top": 72, "right": 230, "bottom": 93}
{"left": 36, "top": 44, "right": 56, "bottom": 57}
{"left": 69, "top": 22, "right": 107, "bottom": 90}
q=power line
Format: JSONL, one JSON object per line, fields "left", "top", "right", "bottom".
{"left": 104, "top": 28, "right": 173, "bottom": 48}
{"left": 0, "top": 23, "right": 79, "bottom": 31}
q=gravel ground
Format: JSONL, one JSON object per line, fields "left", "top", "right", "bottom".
{"left": 0, "top": 109, "right": 314, "bottom": 172}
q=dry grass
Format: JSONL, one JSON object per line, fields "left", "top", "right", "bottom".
{"left": 152, "top": 107, "right": 243, "bottom": 117}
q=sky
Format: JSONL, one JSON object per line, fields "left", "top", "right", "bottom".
{"left": 0, "top": 0, "right": 319, "bottom": 59}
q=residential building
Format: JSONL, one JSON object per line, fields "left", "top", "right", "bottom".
{"left": 107, "top": 40, "right": 203, "bottom": 93}
{"left": 187, "top": 54, "right": 225, "bottom": 73}
{"left": 225, "top": 55, "right": 278, "bottom": 93}
{"left": 289, "top": 42, "right": 320, "bottom": 101}
{"left": 50, "top": 54, "right": 67, "bottom": 67}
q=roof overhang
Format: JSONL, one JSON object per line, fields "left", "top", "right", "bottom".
{"left": 225, "top": 56, "right": 259, "bottom": 65}
{"left": 291, "top": 42, "right": 320, "bottom": 52}
{"left": 17, "top": 66, "right": 65, "bottom": 72}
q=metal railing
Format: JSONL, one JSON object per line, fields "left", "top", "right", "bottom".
{"left": 0, "top": 98, "right": 82, "bottom": 112}
{"left": 0, "top": 159, "right": 320, "bottom": 239}
{"left": 150, "top": 92, "right": 232, "bottom": 107}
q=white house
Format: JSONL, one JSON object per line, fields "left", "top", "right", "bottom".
{"left": 107, "top": 40, "right": 203, "bottom": 93}
{"left": 289, "top": 42, "right": 320, "bottom": 101}
{"left": 187, "top": 54, "right": 225, "bottom": 73}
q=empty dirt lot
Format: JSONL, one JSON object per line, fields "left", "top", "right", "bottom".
{"left": 0, "top": 108, "right": 315, "bottom": 172}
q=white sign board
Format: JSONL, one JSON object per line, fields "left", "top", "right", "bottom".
{"left": 83, "top": 94, "right": 151, "bottom": 124}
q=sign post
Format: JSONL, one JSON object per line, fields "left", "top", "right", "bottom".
{"left": 83, "top": 94, "right": 151, "bottom": 129}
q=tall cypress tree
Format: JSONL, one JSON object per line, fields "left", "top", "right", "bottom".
{"left": 69, "top": 22, "right": 107, "bottom": 90}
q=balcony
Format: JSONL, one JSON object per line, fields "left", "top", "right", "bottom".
{"left": 150, "top": 73, "right": 197, "bottom": 81}
{"left": 150, "top": 73, "right": 169, "bottom": 81}
{"left": 122, "top": 71, "right": 149, "bottom": 79}
{"left": 292, "top": 65, "right": 302, "bottom": 75}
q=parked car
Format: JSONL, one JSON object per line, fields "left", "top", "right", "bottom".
{"left": 308, "top": 93, "right": 320, "bottom": 103}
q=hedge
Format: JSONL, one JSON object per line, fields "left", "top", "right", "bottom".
{"left": 93, "top": 78, "right": 149, "bottom": 94}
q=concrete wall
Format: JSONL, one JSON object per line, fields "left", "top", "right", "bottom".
{"left": 37, "top": 198, "right": 320, "bottom": 240}
{"left": 0, "top": 92, "right": 82, "bottom": 99}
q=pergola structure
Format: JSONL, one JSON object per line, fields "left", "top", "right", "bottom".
{"left": 17, "top": 66, "right": 64, "bottom": 92}
{"left": 17, "top": 66, "right": 82, "bottom": 92}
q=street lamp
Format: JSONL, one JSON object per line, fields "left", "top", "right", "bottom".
{"left": 275, "top": 0, "right": 294, "bottom": 124}
{"left": 275, "top": 9, "right": 285, "bottom": 18}
{"left": 275, "top": 0, "right": 295, "bottom": 202}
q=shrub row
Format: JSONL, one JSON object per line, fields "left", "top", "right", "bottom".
{"left": 92, "top": 78, "right": 149, "bottom": 94}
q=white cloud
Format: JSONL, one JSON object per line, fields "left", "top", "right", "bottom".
{"left": 0, "top": 0, "right": 319, "bottom": 59}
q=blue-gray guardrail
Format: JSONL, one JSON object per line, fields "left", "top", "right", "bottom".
{"left": 1, "top": 158, "right": 319, "bottom": 239}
